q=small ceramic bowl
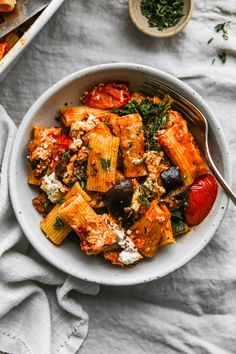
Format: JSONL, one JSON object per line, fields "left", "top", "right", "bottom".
{"left": 129, "top": 0, "right": 194, "bottom": 38}
{"left": 9, "top": 63, "right": 230, "bottom": 286}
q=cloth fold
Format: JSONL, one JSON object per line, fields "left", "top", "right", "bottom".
{"left": 0, "top": 106, "right": 99, "bottom": 354}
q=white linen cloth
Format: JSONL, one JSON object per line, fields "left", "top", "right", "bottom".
{"left": 0, "top": 107, "right": 99, "bottom": 353}
{"left": 0, "top": 0, "right": 236, "bottom": 353}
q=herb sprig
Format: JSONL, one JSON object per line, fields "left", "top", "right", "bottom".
{"left": 140, "top": 0, "right": 184, "bottom": 30}
{"left": 215, "top": 21, "right": 230, "bottom": 40}
{"left": 53, "top": 217, "right": 65, "bottom": 230}
{"left": 100, "top": 157, "right": 111, "bottom": 170}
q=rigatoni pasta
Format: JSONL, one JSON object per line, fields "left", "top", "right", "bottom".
{"left": 86, "top": 134, "right": 120, "bottom": 193}
{"left": 110, "top": 113, "right": 147, "bottom": 178}
{"left": 40, "top": 182, "right": 91, "bottom": 245}
{"left": 27, "top": 81, "right": 218, "bottom": 267}
{"left": 0, "top": 0, "right": 16, "bottom": 12}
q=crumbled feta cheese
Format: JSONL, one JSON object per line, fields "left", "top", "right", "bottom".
{"left": 118, "top": 250, "right": 142, "bottom": 265}
{"left": 71, "top": 114, "right": 99, "bottom": 134}
{"left": 69, "top": 137, "right": 83, "bottom": 151}
{"left": 107, "top": 221, "right": 142, "bottom": 265}
{"left": 41, "top": 172, "right": 68, "bottom": 203}
{"left": 132, "top": 157, "right": 144, "bottom": 165}
{"left": 107, "top": 221, "right": 126, "bottom": 242}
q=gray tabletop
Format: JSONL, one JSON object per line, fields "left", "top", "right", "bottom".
{"left": 1, "top": 1, "right": 236, "bottom": 353}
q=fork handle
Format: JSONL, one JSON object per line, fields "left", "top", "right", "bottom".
{"left": 206, "top": 151, "right": 236, "bottom": 206}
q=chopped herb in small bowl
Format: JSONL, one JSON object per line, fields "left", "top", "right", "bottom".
{"left": 129, "top": 0, "right": 195, "bottom": 38}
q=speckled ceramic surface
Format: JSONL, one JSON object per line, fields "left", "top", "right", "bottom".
{"left": 129, "top": 0, "right": 195, "bottom": 38}
{"left": 9, "top": 63, "right": 231, "bottom": 286}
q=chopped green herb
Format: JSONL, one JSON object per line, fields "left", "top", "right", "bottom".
{"left": 62, "top": 151, "right": 71, "bottom": 160}
{"left": 128, "top": 141, "right": 133, "bottom": 148}
{"left": 62, "top": 126, "right": 71, "bottom": 136}
{"left": 138, "top": 193, "right": 150, "bottom": 209}
{"left": 215, "top": 21, "right": 230, "bottom": 40}
{"left": 53, "top": 217, "right": 65, "bottom": 230}
{"left": 207, "top": 37, "right": 214, "bottom": 44}
{"left": 74, "top": 174, "right": 82, "bottom": 181}
{"left": 56, "top": 198, "right": 66, "bottom": 204}
{"left": 112, "top": 100, "right": 139, "bottom": 116}
{"left": 140, "top": 0, "right": 184, "bottom": 30}
{"left": 42, "top": 201, "right": 51, "bottom": 211}
{"left": 218, "top": 51, "right": 227, "bottom": 63}
{"left": 138, "top": 185, "right": 151, "bottom": 209}
{"left": 113, "top": 96, "right": 173, "bottom": 152}
{"left": 100, "top": 157, "right": 111, "bottom": 170}
{"left": 80, "top": 180, "right": 86, "bottom": 189}
{"left": 212, "top": 58, "right": 216, "bottom": 65}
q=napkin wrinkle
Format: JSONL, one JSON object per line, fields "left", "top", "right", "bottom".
{"left": 0, "top": 106, "right": 99, "bottom": 354}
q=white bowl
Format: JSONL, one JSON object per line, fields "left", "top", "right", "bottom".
{"left": 9, "top": 63, "right": 231, "bottom": 286}
{"left": 0, "top": 0, "right": 64, "bottom": 83}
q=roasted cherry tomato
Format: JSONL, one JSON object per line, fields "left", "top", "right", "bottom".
{"left": 57, "top": 134, "right": 73, "bottom": 150}
{"left": 184, "top": 174, "right": 218, "bottom": 226}
{"left": 0, "top": 42, "right": 9, "bottom": 60}
{"left": 82, "top": 82, "right": 131, "bottom": 109}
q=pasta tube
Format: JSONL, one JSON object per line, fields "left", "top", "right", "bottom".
{"left": 60, "top": 106, "right": 113, "bottom": 126}
{"left": 110, "top": 113, "right": 147, "bottom": 178}
{"left": 58, "top": 195, "right": 118, "bottom": 254}
{"left": 131, "top": 201, "right": 171, "bottom": 257}
{"left": 86, "top": 134, "right": 120, "bottom": 193}
{"left": 40, "top": 182, "right": 91, "bottom": 245}
{"left": 158, "top": 111, "right": 208, "bottom": 186}
{"left": 0, "top": 0, "right": 16, "bottom": 12}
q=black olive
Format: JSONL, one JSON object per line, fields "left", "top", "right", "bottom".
{"left": 55, "top": 159, "right": 68, "bottom": 182}
{"left": 160, "top": 166, "right": 182, "bottom": 192}
{"left": 103, "top": 179, "right": 134, "bottom": 218}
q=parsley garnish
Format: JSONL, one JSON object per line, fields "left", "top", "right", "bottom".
{"left": 100, "top": 157, "right": 111, "bottom": 170}
{"left": 113, "top": 96, "right": 173, "bottom": 152}
{"left": 211, "top": 58, "right": 216, "bottom": 65}
{"left": 138, "top": 185, "right": 151, "bottom": 209}
{"left": 140, "top": 0, "right": 184, "bottom": 30}
{"left": 53, "top": 217, "right": 65, "bottom": 230}
{"left": 62, "top": 151, "right": 70, "bottom": 160}
{"left": 138, "top": 193, "right": 150, "bottom": 209}
{"left": 207, "top": 37, "right": 214, "bottom": 44}
{"left": 56, "top": 198, "right": 66, "bottom": 204}
{"left": 215, "top": 21, "right": 230, "bottom": 40}
{"left": 218, "top": 51, "right": 227, "bottom": 64}
{"left": 128, "top": 141, "right": 133, "bottom": 148}
{"left": 74, "top": 174, "right": 82, "bottom": 181}
{"left": 80, "top": 180, "right": 86, "bottom": 189}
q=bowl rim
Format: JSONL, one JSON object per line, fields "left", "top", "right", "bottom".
{"left": 128, "top": 0, "right": 195, "bottom": 38}
{"left": 9, "top": 63, "right": 231, "bottom": 286}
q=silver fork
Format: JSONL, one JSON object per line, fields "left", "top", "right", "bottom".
{"left": 141, "top": 78, "right": 236, "bottom": 205}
